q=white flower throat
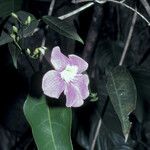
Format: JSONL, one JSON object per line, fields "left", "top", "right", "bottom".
{"left": 61, "top": 65, "right": 78, "bottom": 82}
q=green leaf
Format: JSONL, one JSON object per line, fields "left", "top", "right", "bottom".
{"left": 0, "top": 0, "right": 22, "bottom": 18}
{"left": 0, "top": 11, "right": 39, "bottom": 46}
{"left": 8, "top": 43, "right": 20, "bottom": 68}
{"left": 0, "top": 31, "right": 13, "bottom": 46}
{"left": 42, "top": 16, "right": 84, "bottom": 44}
{"left": 106, "top": 66, "right": 137, "bottom": 141}
{"left": 23, "top": 96, "right": 73, "bottom": 150}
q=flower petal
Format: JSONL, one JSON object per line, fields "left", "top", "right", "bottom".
{"left": 51, "top": 46, "right": 69, "bottom": 71}
{"left": 69, "top": 54, "right": 88, "bottom": 73}
{"left": 72, "top": 98, "right": 84, "bottom": 107}
{"left": 64, "top": 83, "right": 83, "bottom": 107}
{"left": 73, "top": 74, "right": 89, "bottom": 100}
{"left": 42, "top": 70, "right": 65, "bottom": 98}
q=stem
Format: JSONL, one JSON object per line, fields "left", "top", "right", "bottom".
{"left": 139, "top": 0, "right": 150, "bottom": 17}
{"left": 91, "top": 120, "right": 102, "bottom": 150}
{"left": 72, "top": 0, "right": 92, "bottom": 3}
{"left": 95, "top": 0, "right": 150, "bottom": 25}
{"left": 119, "top": 9, "right": 137, "bottom": 66}
{"left": 90, "top": 98, "right": 109, "bottom": 150}
{"left": 48, "top": 0, "right": 56, "bottom": 16}
{"left": 58, "top": 2, "right": 94, "bottom": 20}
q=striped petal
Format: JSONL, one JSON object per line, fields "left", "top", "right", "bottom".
{"left": 64, "top": 83, "right": 83, "bottom": 107}
{"left": 42, "top": 70, "right": 65, "bottom": 98}
{"left": 51, "top": 46, "right": 69, "bottom": 71}
{"left": 73, "top": 74, "right": 89, "bottom": 100}
{"left": 69, "top": 54, "right": 88, "bottom": 73}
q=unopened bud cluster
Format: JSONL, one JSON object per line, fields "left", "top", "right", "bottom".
{"left": 26, "top": 46, "right": 47, "bottom": 59}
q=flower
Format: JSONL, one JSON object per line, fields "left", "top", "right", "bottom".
{"left": 42, "top": 46, "right": 89, "bottom": 107}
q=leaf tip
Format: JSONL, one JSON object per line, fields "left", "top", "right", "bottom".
{"left": 79, "top": 38, "right": 84, "bottom": 44}
{"left": 124, "top": 133, "right": 129, "bottom": 143}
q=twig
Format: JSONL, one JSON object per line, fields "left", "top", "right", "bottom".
{"left": 72, "top": 0, "right": 92, "bottom": 3}
{"left": 58, "top": 2, "right": 94, "bottom": 20}
{"left": 33, "top": 2, "right": 94, "bottom": 34}
{"left": 139, "top": 0, "right": 150, "bottom": 17}
{"left": 72, "top": 0, "right": 150, "bottom": 25}
{"left": 48, "top": 0, "right": 56, "bottom": 16}
{"left": 91, "top": 119, "right": 102, "bottom": 150}
{"left": 95, "top": 0, "right": 150, "bottom": 25}
{"left": 90, "top": 98, "right": 109, "bottom": 150}
{"left": 119, "top": 9, "right": 137, "bottom": 66}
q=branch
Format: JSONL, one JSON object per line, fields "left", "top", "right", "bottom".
{"left": 95, "top": 0, "right": 150, "bottom": 25}
{"left": 48, "top": 0, "right": 56, "bottom": 16}
{"left": 90, "top": 98, "right": 109, "bottom": 150}
{"left": 72, "top": 0, "right": 92, "bottom": 3}
{"left": 139, "top": 0, "right": 150, "bottom": 17}
{"left": 33, "top": 2, "right": 94, "bottom": 34}
{"left": 90, "top": 119, "right": 102, "bottom": 150}
{"left": 58, "top": 2, "right": 94, "bottom": 20}
{"left": 119, "top": 9, "right": 137, "bottom": 66}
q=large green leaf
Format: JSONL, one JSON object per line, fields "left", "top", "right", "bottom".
{"left": 0, "top": 11, "right": 39, "bottom": 46}
{"left": 106, "top": 66, "right": 137, "bottom": 141}
{"left": 42, "top": 16, "right": 84, "bottom": 44}
{"left": 23, "top": 96, "right": 73, "bottom": 150}
{"left": 0, "top": 0, "right": 22, "bottom": 18}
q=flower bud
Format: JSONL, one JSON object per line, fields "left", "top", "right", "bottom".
{"left": 25, "top": 16, "right": 32, "bottom": 25}
{"left": 11, "top": 12, "right": 19, "bottom": 19}
{"left": 27, "top": 48, "right": 31, "bottom": 55}
{"left": 39, "top": 46, "right": 47, "bottom": 55}
{"left": 10, "top": 33, "right": 16, "bottom": 41}
{"left": 12, "top": 26, "right": 18, "bottom": 33}
{"left": 16, "top": 36, "right": 20, "bottom": 42}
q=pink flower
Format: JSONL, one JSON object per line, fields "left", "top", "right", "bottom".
{"left": 42, "top": 46, "right": 89, "bottom": 107}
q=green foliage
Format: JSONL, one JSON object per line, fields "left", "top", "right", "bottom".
{"left": 8, "top": 43, "right": 20, "bottom": 68}
{"left": 106, "top": 66, "right": 137, "bottom": 141}
{"left": 0, "top": 11, "right": 39, "bottom": 46}
{"left": 23, "top": 96, "right": 73, "bottom": 150}
{"left": 0, "top": 31, "right": 13, "bottom": 46}
{"left": 42, "top": 16, "right": 84, "bottom": 44}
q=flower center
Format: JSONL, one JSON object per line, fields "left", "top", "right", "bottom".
{"left": 61, "top": 65, "right": 78, "bottom": 82}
